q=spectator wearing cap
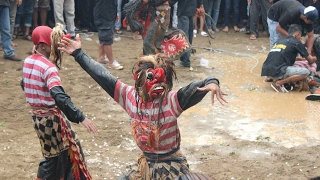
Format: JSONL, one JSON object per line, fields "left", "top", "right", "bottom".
{"left": 297, "top": 0, "right": 320, "bottom": 34}
{"left": 267, "top": 0, "right": 318, "bottom": 53}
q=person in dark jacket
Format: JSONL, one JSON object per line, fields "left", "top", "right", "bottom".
{"left": 58, "top": 33, "right": 227, "bottom": 179}
{"left": 0, "top": 0, "right": 21, "bottom": 61}
{"left": 169, "top": 0, "right": 204, "bottom": 68}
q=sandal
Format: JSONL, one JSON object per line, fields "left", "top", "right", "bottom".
{"left": 212, "top": 26, "right": 219, "bottom": 32}
{"left": 115, "top": 29, "right": 122, "bottom": 35}
{"left": 200, "top": 31, "right": 208, "bottom": 37}
{"left": 22, "top": 35, "right": 32, "bottom": 41}
{"left": 108, "top": 60, "right": 123, "bottom": 70}
{"left": 249, "top": 34, "right": 257, "bottom": 40}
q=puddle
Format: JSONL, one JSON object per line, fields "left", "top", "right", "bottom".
{"left": 177, "top": 51, "right": 320, "bottom": 149}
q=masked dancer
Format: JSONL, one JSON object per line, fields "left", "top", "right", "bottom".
{"left": 58, "top": 34, "right": 227, "bottom": 179}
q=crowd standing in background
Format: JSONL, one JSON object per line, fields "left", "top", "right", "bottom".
{"left": 2, "top": 0, "right": 320, "bottom": 60}
{"left": 1, "top": 0, "right": 320, "bottom": 93}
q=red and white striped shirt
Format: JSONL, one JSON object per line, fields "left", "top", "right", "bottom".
{"left": 294, "top": 60, "right": 317, "bottom": 73}
{"left": 22, "top": 54, "right": 62, "bottom": 107}
{"left": 114, "top": 81, "right": 183, "bottom": 154}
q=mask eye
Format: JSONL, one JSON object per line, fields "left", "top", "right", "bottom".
{"left": 147, "top": 72, "right": 153, "bottom": 80}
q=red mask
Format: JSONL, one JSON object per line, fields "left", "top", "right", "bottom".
{"left": 145, "top": 68, "right": 166, "bottom": 98}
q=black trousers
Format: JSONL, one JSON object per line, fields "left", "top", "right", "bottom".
{"left": 249, "top": 0, "right": 272, "bottom": 36}
{"left": 74, "top": 0, "right": 96, "bottom": 31}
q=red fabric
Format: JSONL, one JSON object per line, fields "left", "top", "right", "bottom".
{"left": 122, "top": 18, "right": 127, "bottom": 28}
{"left": 161, "top": 31, "right": 190, "bottom": 57}
{"left": 32, "top": 26, "right": 52, "bottom": 46}
{"left": 294, "top": 60, "right": 317, "bottom": 72}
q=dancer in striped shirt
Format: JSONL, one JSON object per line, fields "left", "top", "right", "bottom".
{"left": 58, "top": 34, "right": 227, "bottom": 179}
{"left": 21, "top": 25, "right": 98, "bottom": 180}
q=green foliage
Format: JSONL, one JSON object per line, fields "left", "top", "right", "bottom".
{"left": 256, "top": 135, "right": 271, "bottom": 141}
{"left": 0, "top": 122, "right": 5, "bottom": 126}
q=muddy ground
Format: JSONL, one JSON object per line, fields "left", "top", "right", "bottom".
{"left": 0, "top": 27, "right": 320, "bottom": 180}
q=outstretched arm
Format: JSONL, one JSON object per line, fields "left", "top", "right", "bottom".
{"left": 177, "top": 76, "right": 227, "bottom": 110}
{"left": 58, "top": 35, "right": 118, "bottom": 98}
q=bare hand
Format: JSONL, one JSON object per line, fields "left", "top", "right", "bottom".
{"left": 57, "top": 34, "right": 82, "bottom": 55}
{"left": 81, "top": 118, "right": 98, "bottom": 135}
{"left": 197, "top": 83, "right": 228, "bottom": 106}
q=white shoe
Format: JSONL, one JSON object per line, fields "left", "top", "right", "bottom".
{"left": 200, "top": 31, "right": 208, "bottom": 37}
{"left": 193, "top": 29, "right": 197, "bottom": 37}
{"left": 108, "top": 60, "right": 124, "bottom": 70}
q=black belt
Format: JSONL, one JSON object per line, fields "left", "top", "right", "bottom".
{"left": 143, "top": 146, "right": 180, "bottom": 161}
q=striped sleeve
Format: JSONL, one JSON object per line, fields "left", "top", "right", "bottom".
{"left": 168, "top": 91, "right": 183, "bottom": 117}
{"left": 114, "top": 81, "right": 136, "bottom": 112}
{"left": 294, "top": 60, "right": 317, "bottom": 73}
{"left": 44, "top": 66, "right": 62, "bottom": 90}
